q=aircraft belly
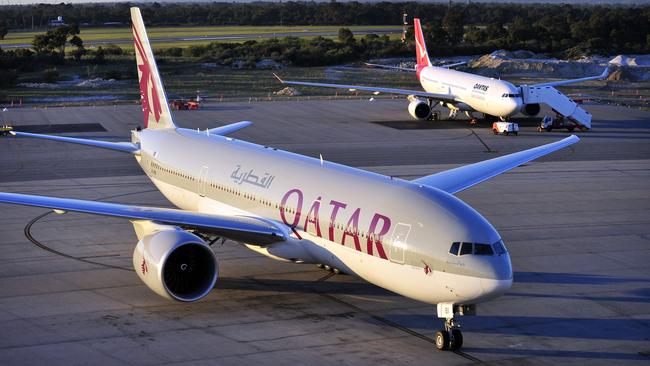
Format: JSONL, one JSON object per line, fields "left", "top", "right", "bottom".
{"left": 150, "top": 176, "right": 198, "bottom": 211}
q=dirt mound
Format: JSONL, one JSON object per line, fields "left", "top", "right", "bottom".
{"left": 274, "top": 87, "right": 301, "bottom": 96}
{"left": 606, "top": 67, "right": 650, "bottom": 82}
{"left": 75, "top": 78, "right": 119, "bottom": 88}
{"left": 609, "top": 55, "right": 650, "bottom": 67}
{"left": 470, "top": 49, "right": 605, "bottom": 78}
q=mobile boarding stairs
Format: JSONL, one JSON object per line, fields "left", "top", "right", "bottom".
{"left": 520, "top": 85, "right": 592, "bottom": 130}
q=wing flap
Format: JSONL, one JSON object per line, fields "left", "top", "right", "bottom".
{"left": 0, "top": 192, "right": 286, "bottom": 246}
{"left": 10, "top": 131, "right": 139, "bottom": 154}
{"left": 413, "top": 135, "right": 579, "bottom": 194}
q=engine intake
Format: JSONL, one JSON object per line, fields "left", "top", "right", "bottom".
{"left": 133, "top": 229, "right": 218, "bottom": 302}
{"left": 408, "top": 98, "right": 431, "bottom": 120}
{"left": 521, "top": 103, "right": 541, "bottom": 116}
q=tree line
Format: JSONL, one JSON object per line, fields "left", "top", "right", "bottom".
{"left": 1, "top": 2, "right": 648, "bottom": 56}
{"left": 1, "top": 2, "right": 649, "bottom": 88}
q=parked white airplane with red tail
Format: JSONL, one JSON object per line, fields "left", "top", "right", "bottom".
{"left": 0, "top": 8, "right": 579, "bottom": 351}
{"left": 276, "top": 18, "right": 608, "bottom": 130}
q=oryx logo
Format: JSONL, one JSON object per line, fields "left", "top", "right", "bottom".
{"left": 133, "top": 25, "right": 163, "bottom": 128}
{"left": 140, "top": 257, "right": 148, "bottom": 275}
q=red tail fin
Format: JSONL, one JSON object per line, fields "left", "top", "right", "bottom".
{"left": 131, "top": 7, "right": 175, "bottom": 130}
{"left": 413, "top": 18, "right": 432, "bottom": 76}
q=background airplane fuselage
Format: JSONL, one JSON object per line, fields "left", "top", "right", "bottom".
{"left": 134, "top": 128, "right": 512, "bottom": 305}
{"left": 419, "top": 66, "right": 522, "bottom": 117}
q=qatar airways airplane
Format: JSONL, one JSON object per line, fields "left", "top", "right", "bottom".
{"left": 276, "top": 18, "right": 608, "bottom": 128}
{"left": 0, "top": 8, "right": 579, "bottom": 351}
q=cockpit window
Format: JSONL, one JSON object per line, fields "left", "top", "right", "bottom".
{"left": 494, "top": 240, "right": 507, "bottom": 255}
{"left": 501, "top": 93, "right": 521, "bottom": 98}
{"left": 474, "top": 243, "right": 494, "bottom": 255}
{"left": 450, "top": 241, "right": 506, "bottom": 256}
{"left": 459, "top": 242, "right": 473, "bottom": 255}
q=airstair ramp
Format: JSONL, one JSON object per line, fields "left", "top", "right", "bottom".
{"left": 522, "top": 85, "right": 592, "bottom": 130}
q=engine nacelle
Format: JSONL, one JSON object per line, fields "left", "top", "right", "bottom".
{"left": 407, "top": 98, "right": 431, "bottom": 120}
{"left": 521, "top": 103, "right": 541, "bottom": 116}
{"left": 133, "top": 229, "right": 218, "bottom": 302}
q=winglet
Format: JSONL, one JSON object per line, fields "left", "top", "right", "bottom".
{"left": 272, "top": 73, "right": 284, "bottom": 83}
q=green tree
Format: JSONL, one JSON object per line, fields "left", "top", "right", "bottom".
{"left": 509, "top": 16, "right": 530, "bottom": 45}
{"left": 486, "top": 22, "right": 507, "bottom": 40}
{"left": 442, "top": 9, "right": 465, "bottom": 44}
{"left": 0, "top": 25, "right": 7, "bottom": 40}
{"left": 31, "top": 24, "right": 83, "bottom": 61}
{"left": 338, "top": 28, "right": 354, "bottom": 44}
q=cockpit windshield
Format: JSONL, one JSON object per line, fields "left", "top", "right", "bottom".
{"left": 449, "top": 240, "right": 507, "bottom": 256}
{"left": 501, "top": 93, "right": 521, "bottom": 98}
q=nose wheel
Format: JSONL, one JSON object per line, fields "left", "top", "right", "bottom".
{"left": 435, "top": 303, "right": 474, "bottom": 351}
{"left": 434, "top": 317, "right": 463, "bottom": 351}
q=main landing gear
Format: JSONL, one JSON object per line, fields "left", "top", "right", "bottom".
{"left": 434, "top": 303, "right": 475, "bottom": 351}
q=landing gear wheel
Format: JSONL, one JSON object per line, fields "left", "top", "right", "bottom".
{"left": 492, "top": 129, "right": 499, "bottom": 135}
{"left": 450, "top": 329, "right": 463, "bottom": 350}
{"left": 435, "top": 330, "right": 450, "bottom": 351}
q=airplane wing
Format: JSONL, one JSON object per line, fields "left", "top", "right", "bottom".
{"left": 0, "top": 192, "right": 286, "bottom": 246}
{"left": 10, "top": 131, "right": 139, "bottom": 153}
{"left": 364, "top": 63, "right": 415, "bottom": 72}
{"left": 531, "top": 67, "right": 609, "bottom": 88}
{"left": 413, "top": 135, "right": 579, "bottom": 194}
{"left": 364, "top": 61, "right": 465, "bottom": 72}
{"left": 273, "top": 73, "right": 454, "bottom": 101}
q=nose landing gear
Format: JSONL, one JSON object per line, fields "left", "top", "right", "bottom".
{"left": 435, "top": 317, "right": 463, "bottom": 351}
{"left": 434, "top": 303, "right": 475, "bottom": 351}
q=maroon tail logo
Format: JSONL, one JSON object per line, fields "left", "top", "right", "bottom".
{"left": 133, "top": 25, "right": 163, "bottom": 128}
{"left": 140, "top": 258, "right": 148, "bottom": 275}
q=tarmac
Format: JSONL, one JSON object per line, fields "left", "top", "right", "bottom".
{"left": 0, "top": 99, "right": 648, "bottom": 365}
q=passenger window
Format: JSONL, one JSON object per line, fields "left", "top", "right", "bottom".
{"left": 474, "top": 243, "right": 494, "bottom": 256}
{"left": 449, "top": 242, "right": 460, "bottom": 255}
{"left": 460, "top": 242, "right": 472, "bottom": 255}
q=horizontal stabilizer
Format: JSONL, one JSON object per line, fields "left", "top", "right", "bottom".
{"left": 10, "top": 131, "right": 139, "bottom": 154}
{"left": 208, "top": 121, "right": 253, "bottom": 136}
{"left": 414, "top": 135, "right": 579, "bottom": 194}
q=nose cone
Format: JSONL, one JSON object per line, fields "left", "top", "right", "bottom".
{"left": 479, "top": 252, "right": 513, "bottom": 301}
{"left": 509, "top": 98, "right": 522, "bottom": 116}
{"left": 480, "top": 276, "right": 512, "bottom": 301}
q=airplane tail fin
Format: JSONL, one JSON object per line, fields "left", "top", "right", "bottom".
{"left": 131, "top": 7, "right": 176, "bottom": 130}
{"left": 413, "top": 18, "right": 432, "bottom": 74}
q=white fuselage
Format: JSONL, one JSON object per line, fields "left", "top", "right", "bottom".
{"left": 134, "top": 128, "right": 512, "bottom": 305}
{"left": 419, "top": 66, "right": 523, "bottom": 117}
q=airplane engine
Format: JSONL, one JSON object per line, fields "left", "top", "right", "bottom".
{"left": 133, "top": 229, "right": 218, "bottom": 302}
{"left": 408, "top": 98, "right": 432, "bottom": 120}
{"left": 521, "top": 103, "right": 541, "bottom": 116}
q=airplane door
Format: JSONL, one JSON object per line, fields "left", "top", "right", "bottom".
{"left": 198, "top": 166, "right": 209, "bottom": 197}
{"left": 389, "top": 223, "right": 411, "bottom": 264}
